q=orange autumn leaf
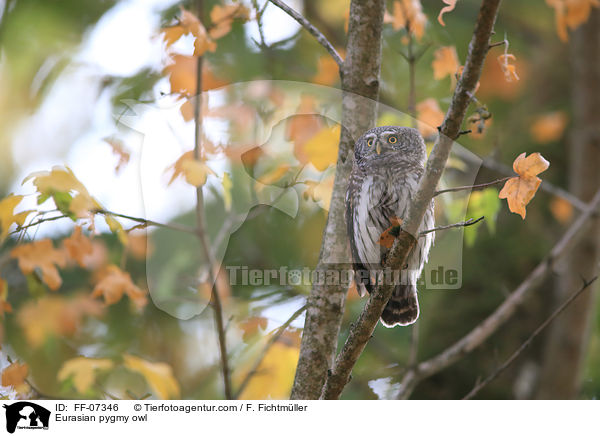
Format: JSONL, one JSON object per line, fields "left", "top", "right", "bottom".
{"left": 377, "top": 217, "right": 403, "bottom": 249}
{"left": 103, "top": 137, "right": 130, "bottom": 174}
{"left": 165, "top": 56, "right": 228, "bottom": 97}
{"left": 17, "top": 295, "right": 104, "bottom": 348}
{"left": 546, "top": 0, "right": 599, "bottom": 42}
{"left": 438, "top": 0, "right": 458, "bottom": 26}
{"left": 63, "top": 226, "right": 93, "bottom": 268}
{"left": 416, "top": 98, "right": 445, "bottom": 137}
{"left": 530, "top": 111, "right": 568, "bottom": 144}
{"left": 167, "top": 151, "right": 216, "bottom": 187}
{"left": 498, "top": 53, "right": 519, "bottom": 82}
{"left": 209, "top": 4, "right": 250, "bottom": 39}
{"left": 432, "top": 46, "right": 460, "bottom": 82}
{"left": 92, "top": 265, "right": 147, "bottom": 309}
{"left": 0, "top": 194, "right": 32, "bottom": 242}
{"left": 385, "top": 0, "right": 427, "bottom": 40}
{"left": 255, "top": 164, "right": 291, "bottom": 189}
{"left": 162, "top": 8, "right": 216, "bottom": 56}
{"left": 550, "top": 196, "right": 573, "bottom": 224}
{"left": 127, "top": 232, "right": 151, "bottom": 260}
{"left": 11, "top": 239, "right": 67, "bottom": 290}
{"left": 499, "top": 153, "right": 550, "bottom": 219}
{"left": 312, "top": 55, "right": 340, "bottom": 86}
{"left": 1, "top": 362, "right": 28, "bottom": 389}
{"left": 302, "top": 125, "right": 340, "bottom": 171}
{"left": 0, "top": 277, "right": 11, "bottom": 317}
{"left": 239, "top": 317, "right": 268, "bottom": 342}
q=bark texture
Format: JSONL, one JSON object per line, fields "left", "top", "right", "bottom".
{"left": 290, "top": 0, "right": 385, "bottom": 400}
{"left": 536, "top": 9, "right": 600, "bottom": 399}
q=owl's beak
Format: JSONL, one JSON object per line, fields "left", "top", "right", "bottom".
{"left": 376, "top": 142, "right": 382, "bottom": 155}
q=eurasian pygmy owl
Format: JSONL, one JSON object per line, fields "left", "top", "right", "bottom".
{"left": 345, "top": 126, "right": 434, "bottom": 327}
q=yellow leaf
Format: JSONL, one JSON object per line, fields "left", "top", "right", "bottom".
{"left": 432, "top": 46, "right": 459, "bottom": 81}
{"left": 123, "top": 354, "right": 180, "bottom": 400}
{"left": 302, "top": 125, "right": 340, "bottom": 171}
{"left": 437, "top": 0, "right": 457, "bottom": 26}
{"left": 63, "top": 226, "right": 94, "bottom": 268}
{"left": 167, "top": 151, "right": 216, "bottom": 188}
{"left": 235, "top": 331, "right": 300, "bottom": 400}
{"left": 11, "top": 239, "right": 67, "bottom": 290}
{"left": 1, "top": 362, "right": 28, "bottom": 389}
{"left": 255, "top": 164, "right": 291, "bottom": 190}
{"left": 499, "top": 153, "right": 550, "bottom": 219}
{"left": 0, "top": 194, "right": 32, "bottom": 241}
{"left": 303, "top": 174, "right": 335, "bottom": 211}
{"left": 530, "top": 111, "right": 568, "bottom": 144}
{"left": 17, "top": 295, "right": 104, "bottom": 348}
{"left": 58, "top": 357, "right": 114, "bottom": 394}
{"left": 92, "top": 265, "right": 147, "bottom": 309}
{"left": 23, "top": 166, "right": 88, "bottom": 196}
{"left": 222, "top": 172, "right": 233, "bottom": 211}
{"left": 416, "top": 98, "right": 444, "bottom": 137}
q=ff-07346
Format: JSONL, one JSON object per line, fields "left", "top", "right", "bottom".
{"left": 71, "top": 404, "right": 119, "bottom": 412}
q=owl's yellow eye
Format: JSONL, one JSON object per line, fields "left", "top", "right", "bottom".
{"left": 367, "top": 139, "right": 374, "bottom": 147}
{"left": 388, "top": 136, "right": 397, "bottom": 144}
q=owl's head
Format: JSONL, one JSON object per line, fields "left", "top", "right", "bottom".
{"left": 354, "top": 126, "right": 426, "bottom": 166}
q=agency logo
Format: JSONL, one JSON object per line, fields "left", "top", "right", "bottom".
{"left": 2, "top": 402, "right": 50, "bottom": 433}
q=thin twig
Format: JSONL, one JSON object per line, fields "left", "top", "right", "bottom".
{"left": 94, "top": 209, "right": 197, "bottom": 234}
{"left": 234, "top": 304, "right": 307, "bottom": 399}
{"left": 268, "top": 0, "right": 343, "bottom": 68}
{"left": 434, "top": 177, "right": 510, "bottom": 197}
{"left": 193, "top": 0, "right": 232, "bottom": 401}
{"left": 419, "top": 216, "right": 484, "bottom": 237}
{"left": 463, "top": 275, "right": 598, "bottom": 400}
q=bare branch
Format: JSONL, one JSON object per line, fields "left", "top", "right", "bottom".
{"left": 419, "top": 216, "right": 484, "bottom": 237}
{"left": 235, "top": 305, "right": 307, "bottom": 399}
{"left": 395, "top": 187, "right": 600, "bottom": 399}
{"left": 434, "top": 177, "right": 510, "bottom": 197}
{"left": 93, "top": 209, "right": 197, "bottom": 234}
{"left": 320, "top": 0, "right": 503, "bottom": 401}
{"left": 267, "top": 0, "right": 343, "bottom": 68}
{"left": 463, "top": 275, "right": 598, "bottom": 400}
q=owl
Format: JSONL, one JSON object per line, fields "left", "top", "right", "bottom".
{"left": 346, "top": 126, "right": 434, "bottom": 327}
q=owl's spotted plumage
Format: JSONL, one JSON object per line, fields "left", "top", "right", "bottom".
{"left": 345, "top": 126, "right": 434, "bottom": 327}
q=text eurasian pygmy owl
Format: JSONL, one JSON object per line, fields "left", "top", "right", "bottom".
{"left": 346, "top": 126, "right": 434, "bottom": 327}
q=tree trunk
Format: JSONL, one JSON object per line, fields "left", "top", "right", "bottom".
{"left": 536, "top": 8, "right": 600, "bottom": 399}
{"left": 290, "top": 0, "right": 385, "bottom": 400}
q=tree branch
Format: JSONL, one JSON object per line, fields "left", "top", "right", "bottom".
{"left": 320, "top": 0, "right": 503, "bottom": 400}
{"left": 93, "top": 209, "right": 197, "bottom": 234}
{"left": 395, "top": 187, "right": 600, "bottom": 399}
{"left": 434, "top": 177, "right": 510, "bottom": 197}
{"left": 463, "top": 275, "right": 598, "bottom": 400}
{"left": 234, "top": 304, "right": 306, "bottom": 399}
{"left": 267, "top": 0, "right": 343, "bottom": 68}
{"left": 193, "top": 0, "right": 232, "bottom": 401}
{"left": 419, "top": 216, "right": 484, "bottom": 237}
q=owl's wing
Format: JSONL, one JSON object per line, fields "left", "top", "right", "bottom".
{"left": 346, "top": 170, "right": 372, "bottom": 297}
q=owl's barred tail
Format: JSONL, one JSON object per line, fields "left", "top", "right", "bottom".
{"left": 381, "top": 284, "right": 419, "bottom": 327}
